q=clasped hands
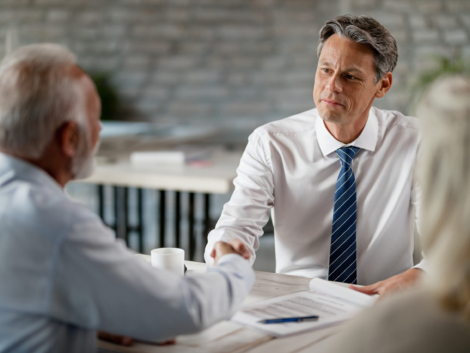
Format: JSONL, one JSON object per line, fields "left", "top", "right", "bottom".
{"left": 101, "top": 243, "right": 420, "bottom": 347}
{"left": 210, "top": 239, "right": 251, "bottom": 264}
{"left": 99, "top": 240, "right": 250, "bottom": 347}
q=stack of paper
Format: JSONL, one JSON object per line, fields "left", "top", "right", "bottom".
{"left": 231, "top": 278, "right": 377, "bottom": 337}
{"left": 130, "top": 150, "right": 210, "bottom": 165}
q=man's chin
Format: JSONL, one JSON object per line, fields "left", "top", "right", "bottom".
{"left": 317, "top": 110, "right": 343, "bottom": 124}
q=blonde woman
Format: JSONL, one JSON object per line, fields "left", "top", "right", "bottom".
{"left": 327, "top": 75, "right": 470, "bottom": 352}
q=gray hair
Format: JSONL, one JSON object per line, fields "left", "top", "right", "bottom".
{"left": 0, "top": 43, "right": 87, "bottom": 159}
{"left": 417, "top": 75, "right": 470, "bottom": 321}
{"left": 317, "top": 15, "right": 398, "bottom": 83}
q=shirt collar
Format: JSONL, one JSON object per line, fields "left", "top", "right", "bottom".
{"left": 0, "top": 152, "right": 63, "bottom": 192}
{"left": 316, "top": 108, "right": 378, "bottom": 157}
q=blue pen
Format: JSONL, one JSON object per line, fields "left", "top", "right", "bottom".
{"left": 259, "top": 315, "right": 319, "bottom": 324}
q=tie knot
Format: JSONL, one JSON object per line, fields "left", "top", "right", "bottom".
{"left": 336, "top": 147, "right": 359, "bottom": 167}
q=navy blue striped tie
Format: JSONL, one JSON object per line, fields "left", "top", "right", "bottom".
{"left": 328, "top": 147, "right": 360, "bottom": 284}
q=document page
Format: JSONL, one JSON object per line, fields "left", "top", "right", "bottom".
{"left": 231, "top": 278, "right": 376, "bottom": 337}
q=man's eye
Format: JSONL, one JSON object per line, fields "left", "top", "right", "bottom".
{"left": 346, "top": 75, "right": 356, "bottom": 80}
{"left": 323, "top": 68, "right": 330, "bottom": 73}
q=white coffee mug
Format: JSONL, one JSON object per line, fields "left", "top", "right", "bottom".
{"left": 150, "top": 248, "right": 185, "bottom": 276}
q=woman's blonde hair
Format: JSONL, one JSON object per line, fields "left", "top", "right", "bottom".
{"left": 417, "top": 75, "right": 470, "bottom": 320}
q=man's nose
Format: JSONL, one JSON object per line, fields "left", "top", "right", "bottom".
{"left": 326, "top": 73, "right": 343, "bottom": 93}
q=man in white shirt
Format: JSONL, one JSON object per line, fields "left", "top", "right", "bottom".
{"left": 0, "top": 44, "right": 253, "bottom": 353}
{"left": 205, "top": 15, "right": 422, "bottom": 295}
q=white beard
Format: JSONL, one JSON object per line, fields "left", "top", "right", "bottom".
{"left": 72, "top": 140, "right": 100, "bottom": 180}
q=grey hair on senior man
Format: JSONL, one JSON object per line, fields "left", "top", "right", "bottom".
{"left": 0, "top": 43, "right": 88, "bottom": 159}
{"left": 416, "top": 75, "right": 470, "bottom": 321}
{"left": 317, "top": 15, "right": 398, "bottom": 83}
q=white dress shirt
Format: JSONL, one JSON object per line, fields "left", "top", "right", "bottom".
{"left": 0, "top": 153, "right": 254, "bottom": 353}
{"left": 205, "top": 107, "right": 423, "bottom": 285}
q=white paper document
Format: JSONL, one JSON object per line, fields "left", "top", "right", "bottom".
{"left": 231, "top": 278, "right": 377, "bottom": 337}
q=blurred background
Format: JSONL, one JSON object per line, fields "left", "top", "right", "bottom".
{"left": 2, "top": 0, "right": 469, "bottom": 271}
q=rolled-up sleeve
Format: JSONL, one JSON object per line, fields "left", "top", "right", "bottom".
{"left": 204, "top": 131, "right": 275, "bottom": 266}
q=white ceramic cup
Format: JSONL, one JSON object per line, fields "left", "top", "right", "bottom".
{"left": 150, "top": 248, "right": 185, "bottom": 276}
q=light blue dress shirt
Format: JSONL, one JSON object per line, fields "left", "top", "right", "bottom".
{"left": 0, "top": 153, "right": 255, "bottom": 353}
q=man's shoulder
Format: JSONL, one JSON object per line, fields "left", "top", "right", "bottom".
{"left": 252, "top": 108, "right": 319, "bottom": 138}
{"left": 374, "top": 107, "right": 419, "bottom": 133}
{"left": 1, "top": 179, "right": 101, "bottom": 238}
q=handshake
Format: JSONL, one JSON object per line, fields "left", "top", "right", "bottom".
{"left": 99, "top": 238, "right": 251, "bottom": 347}
{"left": 210, "top": 239, "right": 251, "bottom": 265}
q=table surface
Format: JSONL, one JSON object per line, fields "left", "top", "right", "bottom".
{"left": 97, "top": 259, "right": 344, "bottom": 353}
{"left": 81, "top": 151, "right": 243, "bottom": 194}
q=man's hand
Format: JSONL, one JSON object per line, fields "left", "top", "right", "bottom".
{"left": 349, "top": 268, "right": 423, "bottom": 298}
{"left": 98, "top": 331, "right": 133, "bottom": 346}
{"left": 98, "top": 331, "right": 176, "bottom": 346}
{"left": 210, "top": 239, "right": 250, "bottom": 265}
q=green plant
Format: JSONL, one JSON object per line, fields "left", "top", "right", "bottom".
{"left": 90, "top": 73, "right": 119, "bottom": 121}
{"left": 409, "top": 54, "right": 470, "bottom": 113}
{"left": 416, "top": 55, "right": 470, "bottom": 88}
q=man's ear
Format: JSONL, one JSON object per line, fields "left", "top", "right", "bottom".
{"left": 59, "top": 121, "right": 79, "bottom": 158}
{"left": 375, "top": 72, "right": 393, "bottom": 98}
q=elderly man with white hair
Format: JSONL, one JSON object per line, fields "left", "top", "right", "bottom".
{"left": 0, "top": 44, "right": 254, "bottom": 353}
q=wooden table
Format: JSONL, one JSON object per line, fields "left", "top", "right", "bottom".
{"left": 97, "top": 259, "right": 343, "bottom": 353}
{"left": 79, "top": 151, "right": 243, "bottom": 259}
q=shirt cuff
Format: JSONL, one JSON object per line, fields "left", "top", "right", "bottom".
{"left": 204, "top": 233, "right": 247, "bottom": 266}
{"left": 209, "top": 254, "right": 255, "bottom": 291}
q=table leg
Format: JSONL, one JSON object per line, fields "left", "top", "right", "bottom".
{"left": 137, "top": 188, "right": 144, "bottom": 253}
{"left": 189, "top": 192, "right": 195, "bottom": 260}
{"left": 124, "top": 187, "right": 129, "bottom": 245}
{"left": 98, "top": 185, "right": 105, "bottom": 221}
{"left": 159, "top": 190, "right": 166, "bottom": 247}
{"left": 175, "top": 191, "right": 181, "bottom": 248}
{"left": 113, "top": 186, "right": 119, "bottom": 234}
{"left": 204, "top": 193, "right": 211, "bottom": 247}
{"left": 96, "top": 185, "right": 214, "bottom": 260}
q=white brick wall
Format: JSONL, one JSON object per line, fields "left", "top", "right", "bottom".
{"left": 0, "top": 0, "right": 469, "bottom": 141}
{"left": 344, "top": 0, "right": 470, "bottom": 115}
